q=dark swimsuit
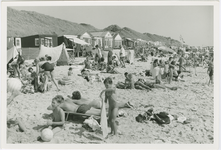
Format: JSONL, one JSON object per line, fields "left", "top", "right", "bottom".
{"left": 41, "top": 62, "right": 54, "bottom": 72}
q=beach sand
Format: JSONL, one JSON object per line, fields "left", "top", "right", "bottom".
{"left": 7, "top": 58, "right": 214, "bottom": 144}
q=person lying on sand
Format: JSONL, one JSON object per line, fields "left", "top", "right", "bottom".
{"left": 116, "top": 73, "right": 178, "bottom": 91}
{"left": 47, "top": 95, "right": 101, "bottom": 116}
{"left": 116, "top": 73, "right": 151, "bottom": 91}
{"left": 67, "top": 90, "right": 134, "bottom": 109}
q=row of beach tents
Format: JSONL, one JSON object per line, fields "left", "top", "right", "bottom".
{"left": 7, "top": 43, "right": 70, "bottom": 66}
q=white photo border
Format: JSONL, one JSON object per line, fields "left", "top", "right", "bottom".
{"left": 1, "top": 1, "right": 220, "bottom": 149}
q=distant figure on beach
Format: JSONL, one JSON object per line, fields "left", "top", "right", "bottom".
{"left": 100, "top": 77, "right": 119, "bottom": 136}
{"left": 207, "top": 59, "right": 213, "bottom": 85}
{"left": 9, "top": 52, "right": 25, "bottom": 79}
{"left": 68, "top": 67, "right": 73, "bottom": 76}
{"left": 95, "top": 45, "right": 102, "bottom": 63}
{"left": 28, "top": 67, "right": 38, "bottom": 92}
{"left": 84, "top": 57, "right": 91, "bottom": 69}
{"left": 192, "top": 53, "right": 198, "bottom": 76}
{"left": 107, "top": 49, "right": 113, "bottom": 66}
{"left": 119, "top": 45, "right": 126, "bottom": 68}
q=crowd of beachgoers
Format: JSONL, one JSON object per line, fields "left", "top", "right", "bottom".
{"left": 7, "top": 44, "right": 214, "bottom": 143}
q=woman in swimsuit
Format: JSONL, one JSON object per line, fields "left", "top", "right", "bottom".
{"left": 35, "top": 56, "right": 60, "bottom": 91}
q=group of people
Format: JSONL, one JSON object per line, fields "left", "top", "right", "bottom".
{"left": 82, "top": 44, "right": 128, "bottom": 74}
{"left": 46, "top": 77, "right": 130, "bottom": 136}
{"left": 7, "top": 54, "right": 61, "bottom": 94}
{"left": 7, "top": 44, "right": 214, "bottom": 139}
{"left": 144, "top": 49, "right": 214, "bottom": 85}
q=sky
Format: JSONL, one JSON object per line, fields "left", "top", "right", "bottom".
{"left": 11, "top": 6, "right": 214, "bottom": 46}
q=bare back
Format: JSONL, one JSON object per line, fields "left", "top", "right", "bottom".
{"left": 59, "top": 101, "right": 79, "bottom": 112}
{"left": 105, "top": 89, "right": 118, "bottom": 109}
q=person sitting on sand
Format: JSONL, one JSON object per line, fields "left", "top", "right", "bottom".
{"left": 46, "top": 95, "right": 65, "bottom": 128}
{"left": 68, "top": 67, "right": 73, "bottom": 76}
{"left": 67, "top": 90, "right": 134, "bottom": 109}
{"left": 98, "top": 57, "right": 107, "bottom": 71}
{"left": 84, "top": 56, "right": 91, "bottom": 69}
{"left": 116, "top": 72, "right": 130, "bottom": 89}
{"left": 106, "top": 64, "right": 120, "bottom": 74}
{"left": 100, "top": 77, "right": 119, "bottom": 136}
{"left": 112, "top": 55, "right": 119, "bottom": 67}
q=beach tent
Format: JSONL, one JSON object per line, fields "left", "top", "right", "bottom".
{"left": 38, "top": 43, "right": 69, "bottom": 66}
{"left": 57, "top": 47, "right": 70, "bottom": 66}
{"left": 64, "top": 35, "right": 90, "bottom": 45}
{"left": 158, "top": 46, "right": 174, "bottom": 53}
{"left": 7, "top": 46, "right": 18, "bottom": 64}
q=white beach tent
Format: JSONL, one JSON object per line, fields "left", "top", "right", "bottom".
{"left": 38, "top": 43, "right": 69, "bottom": 66}
{"left": 158, "top": 46, "right": 174, "bottom": 53}
{"left": 64, "top": 35, "right": 90, "bottom": 45}
{"left": 7, "top": 46, "right": 18, "bottom": 64}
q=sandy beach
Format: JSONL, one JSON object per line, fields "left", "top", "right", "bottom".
{"left": 7, "top": 57, "right": 214, "bottom": 144}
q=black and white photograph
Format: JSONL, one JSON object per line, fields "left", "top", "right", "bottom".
{"left": 1, "top": 0, "right": 219, "bottom": 148}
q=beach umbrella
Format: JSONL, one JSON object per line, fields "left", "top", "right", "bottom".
{"left": 158, "top": 46, "right": 174, "bottom": 53}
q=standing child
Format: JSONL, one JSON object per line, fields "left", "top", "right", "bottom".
{"left": 100, "top": 77, "right": 119, "bottom": 136}
{"left": 68, "top": 67, "right": 73, "bottom": 76}
{"left": 28, "top": 67, "right": 38, "bottom": 92}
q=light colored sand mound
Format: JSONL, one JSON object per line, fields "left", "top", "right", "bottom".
{"left": 7, "top": 58, "right": 214, "bottom": 144}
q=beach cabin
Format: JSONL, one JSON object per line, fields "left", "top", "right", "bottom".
{"left": 58, "top": 35, "right": 90, "bottom": 57}
{"left": 7, "top": 37, "right": 22, "bottom": 49}
{"left": 122, "top": 37, "right": 135, "bottom": 49}
{"left": 112, "top": 33, "right": 122, "bottom": 49}
{"left": 21, "top": 34, "right": 58, "bottom": 48}
{"left": 20, "top": 34, "right": 57, "bottom": 60}
{"left": 79, "top": 32, "right": 92, "bottom": 45}
{"left": 90, "top": 31, "right": 113, "bottom": 50}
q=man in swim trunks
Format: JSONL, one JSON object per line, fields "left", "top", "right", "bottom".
{"left": 47, "top": 95, "right": 100, "bottom": 115}
{"left": 67, "top": 90, "right": 134, "bottom": 109}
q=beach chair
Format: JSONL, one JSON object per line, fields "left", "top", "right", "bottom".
{"left": 64, "top": 111, "right": 101, "bottom": 121}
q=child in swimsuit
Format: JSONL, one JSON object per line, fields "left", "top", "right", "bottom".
{"left": 46, "top": 95, "right": 65, "bottom": 128}
{"left": 68, "top": 67, "right": 73, "bottom": 76}
{"left": 100, "top": 77, "right": 119, "bottom": 136}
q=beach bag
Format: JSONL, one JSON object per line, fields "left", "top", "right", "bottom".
{"left": 153, "top": 112, "right": 170, "bottom": 124}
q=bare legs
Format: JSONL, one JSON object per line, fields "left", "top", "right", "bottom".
{"left": 44, "top": 71, "right": 60, "bottom": 91}
{"left": 50, "top": 70, "right": 60, "bottom": 91}
{"left": 108, "top": 107, "right": 118, "bottom": 135}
